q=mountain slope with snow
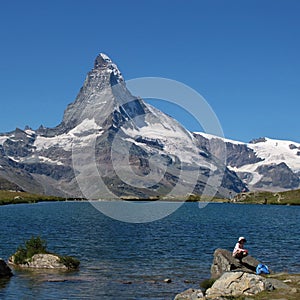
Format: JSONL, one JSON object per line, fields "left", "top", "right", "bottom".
{"left": 194, "top": 133, "right": 300, "bottom": 191}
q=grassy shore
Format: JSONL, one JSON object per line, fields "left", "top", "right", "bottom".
{"left": 231, "top": 189, "right": 300, "bottom": 205}
{"left": 0, "top": 190, "right": 66, "bottom": 205}
{"left": 1, "top": 188, "right": 300, "bottom": 206}
{"left": 236, "top": 273, "right": 300, "bottom": 300}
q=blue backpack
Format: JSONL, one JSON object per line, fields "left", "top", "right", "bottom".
{"left": 256, "top": 263, "right": 270, "bottom": 275}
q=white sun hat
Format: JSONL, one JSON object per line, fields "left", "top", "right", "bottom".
{"left": 238, "top": 237, "right": 247, "bottom": 242}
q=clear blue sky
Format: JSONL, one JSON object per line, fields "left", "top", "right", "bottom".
{"left": 0, "top": 0, "right": 299, "bottom": 143}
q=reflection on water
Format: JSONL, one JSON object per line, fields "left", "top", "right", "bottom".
{"left": 0, "top": 202, "right": 299, "bottom": 299}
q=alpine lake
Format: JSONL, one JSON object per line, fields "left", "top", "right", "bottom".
{"left": 0, "top": 201, "right": 299, "bottom": 299}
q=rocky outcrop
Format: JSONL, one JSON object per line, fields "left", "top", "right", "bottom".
{"left": 9, "top": 253, "right": 68, "bottom": 269}
{"left": 0, "top": 259, "right": 13, "bottom": 277}
{"left": 0, "top": 176, "right": 23, "bottom": 191}
{"left": 174, "top": 248, "right": 299, "bottom": 300}
{"left": 205, "top": 271, "right": 274, "bottom": 298}
{"left": 210, "top": 248, "right": 261, "bottom": 279}
{"left": 9, "top": 236, "right": 80, "bottom": 271}
{"left": 9, "top": 253, "right": 80, "bottom": 270}
{"left": 254, "top": 162, "right": 300, "bottom": 189}
{"left": 225, "top": 143, "right": 263, "bottom": 168}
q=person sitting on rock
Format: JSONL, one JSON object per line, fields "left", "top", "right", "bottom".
{"left": 232, "top": 237, "right": 248, "bottom": 259}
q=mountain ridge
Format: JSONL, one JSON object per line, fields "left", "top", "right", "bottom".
{"left": 0, "top": 53, "right": 298, "bottom": 197}
{"left": 194, "top": 133, "right": 300, "bottom": 191}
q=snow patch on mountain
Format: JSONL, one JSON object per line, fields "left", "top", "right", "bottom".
{"left": 69, "top": 118, "right": 101, "bottom": 135}
{"left": 34, "top": 118, "right": 103, "bottom": 151}
{"left": 16, "top": 155, "right": 64, "bottom": 166}
{"left": 121, "top": 104, "right": 212, "bottom": 167}
{"left": 0, "top": 135, "right": 9, "bottom": 145}
{"left": 24, "top": 129, "right": 35, "bottom": 136}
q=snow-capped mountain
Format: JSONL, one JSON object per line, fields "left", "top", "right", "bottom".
{"left": 194, "top": 133, "right": 300, "bottom": 191}
{"left": 1, "top": 53, "right": 298, "bottom": 198}
{"left": 0, "top": 53, "right": 246, "bottom": 198}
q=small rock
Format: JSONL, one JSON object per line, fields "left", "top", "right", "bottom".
{"left": 174, "top": 288, "right": 204, "bottom": 299}
{"left": 184, "top": 279, "right": 193, "bottom": 283}
{"left": 47, "top": 279, "right": 68, "bottom": 282}
{"left": 164, "top": 278, "right": 172, "bottom": 283}
{"left": 290, "top": 288, "right": 298, "bottom": 294}
{"left": 267, "top": 278, "right": 290, "bottom": 290}
{"left": 0, "top": 259, "right": 13, "bottom": 277}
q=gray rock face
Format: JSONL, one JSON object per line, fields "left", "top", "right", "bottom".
{"left": 0, "top": 259, "right": 13, "bottom": 277}
{"left": 0, "top": 176, "right": 23, "bottom": 191}
{"left": 9, "top": 254, "right": 67, "bottom": 270}
{"left": 225, "top": 143, "right": 263, "bottom": 168}
{"left": 254, "top": 162, "right": 300, "bottom": 189}
{"left": 210, "top": 248, "right": 260, "bottom": 279}
{"left": 249, "top": 137, "right": 267, "bottom": 144}
{"left": 206, "top": 271, "right": 274, "bottom": 298}
{"left": 193, "top": 134, "right": 263, "bottom": 169}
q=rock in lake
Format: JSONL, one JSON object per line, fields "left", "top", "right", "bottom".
{"left": 210, "top": 248, "right": 261, "bottom": 279}
{"left": 9, "top": 253, "right": 77, "bottom": 270}
{"left": 9, "top": 236, "right": 80, "bottom": 270}
{"left": 206, "top": 271, "right": 274, "bottom": 298}
{"left": 0, "top": 259, "right": 13, "bottom": 277}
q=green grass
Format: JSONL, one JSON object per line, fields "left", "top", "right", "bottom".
{"left": 248, "top": 273, "right": 300, "bottom": 300}
{"left": 1, "top": 188, "right": 299, "bottom": 206}
{"left": 0, "top": 190, "right": 65, "bottom": 205}
{"left": 58, "top": 255, "right": 80, "bottom": 269}
{"left": 14, "top": 236, "right": 48, "bottom": 265}
{"left": 233, "top": 189, "right": 300, "bottom": 205}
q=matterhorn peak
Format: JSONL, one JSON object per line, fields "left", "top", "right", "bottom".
{"left": 94, "top": 53, "right": 113, "bottom": 68}
{"left": 93, "top": 53, "right": 123, "bottom": 82}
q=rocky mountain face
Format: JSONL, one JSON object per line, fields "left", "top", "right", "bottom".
{"left": 0, "top": 53, "right": 298, "bottom": 198}
{"left": 194, "top": 133, "right": 300, "bottom": 191}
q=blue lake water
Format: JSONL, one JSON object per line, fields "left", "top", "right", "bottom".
{"left": 0, "top": 202, "right": 299, "bottom": 299}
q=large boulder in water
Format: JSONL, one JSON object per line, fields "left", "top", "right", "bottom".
{"left": 0, "top": 259, "right": 13, "bottom": 277}
{"left": 8, "top": 236, "right": 80, "bottom": 270}
{"left": 9, "top": 253, "right": 79, "bottom": 270}
{"left": 206, "top": 271, "right": 274, "bottom": 298}
{"left": 210, "top": 248, "right": 261, "bottom": 279}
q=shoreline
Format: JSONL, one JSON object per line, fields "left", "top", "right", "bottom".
{"left": 1, "top": 195, "right": 299, "bottom": 207}
{"left": 1, "top": 188, "right": 300, "bottom": 206}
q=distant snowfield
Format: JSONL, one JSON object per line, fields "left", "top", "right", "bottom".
{"left": 195, "top": 132, "right": 300, "bottom": 187}
{"left": 248, "top": 138, "right": 300, "bottom": 172}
